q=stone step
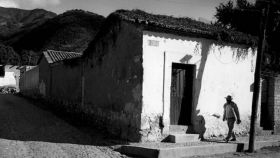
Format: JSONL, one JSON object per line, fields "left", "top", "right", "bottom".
{"left": 169, "top": 133, "right": 200, "bottom": 143}
{"left": 257, "top": 130, "right": 274, "bottom": 136}
{"left": 120, "top": 140, "right": 280, "bottom": 158}
{"left": 169, "top": 125, "right": 189, "bottom": 134}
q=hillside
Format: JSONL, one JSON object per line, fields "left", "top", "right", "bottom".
{"left": 5, "top": 9, "right": 105, "bottom": 54}
{"left": 0, "top": 7, "right": 56, "bottom": 41}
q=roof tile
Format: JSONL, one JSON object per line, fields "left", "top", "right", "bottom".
{"left": 111, "top": 9, "right": 258, "bottom": 46}
{"left": 43, "top": 50, "right": 82, "bottom": 64}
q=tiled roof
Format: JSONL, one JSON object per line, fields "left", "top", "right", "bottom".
{"left": 111, "top": 10, "right": 258, "bottom": 46}
{"left": 83, "top": 9, "right": 257, "bottom": 58}
{"left": 43, "top": 50, "right": 82, "bottom": 64}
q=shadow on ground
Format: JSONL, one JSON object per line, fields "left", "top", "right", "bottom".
{"left": 0, "top": 94, "right": 128, "bottom": 147}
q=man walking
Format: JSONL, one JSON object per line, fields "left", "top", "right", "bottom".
{"left": 223, "top": 95, "right": 241, "bottom": 142}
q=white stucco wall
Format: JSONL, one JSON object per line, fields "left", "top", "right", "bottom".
{"left": 0, "top": 72, "right": 17, "bottom": 86}
{"left": 0, "top": 65, "right": 20, "bottom": 90}
{"left": 141, "top": 31, "right": 257, "bottom": 138}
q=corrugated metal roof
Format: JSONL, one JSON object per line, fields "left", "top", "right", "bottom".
{"left": 43, "top": 50, "right": 82, "bottom": 64}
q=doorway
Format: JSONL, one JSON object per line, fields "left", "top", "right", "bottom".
{"left": 170, "top": 63, "right": 196, "bottom": 125}
{"left": 260, "top": 78, "right": 274, "bottom": 130}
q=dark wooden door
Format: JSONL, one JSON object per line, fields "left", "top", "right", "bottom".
{"left": 260, "top": 78, "right": 273, "bottom": 130}
{"left": 170, "top": 63, "right": 195, "bottom": 125}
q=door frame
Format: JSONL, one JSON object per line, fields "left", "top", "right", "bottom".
{"left": 170, "top": 62, "right": 196, "bottom": 126}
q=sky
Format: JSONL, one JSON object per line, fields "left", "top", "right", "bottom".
{"left": 0, "top": 0, "right": 256, "bottom": 21}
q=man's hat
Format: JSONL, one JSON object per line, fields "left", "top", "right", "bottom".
{"left": 225, "top": 95, "right": 232, "bottom": 100}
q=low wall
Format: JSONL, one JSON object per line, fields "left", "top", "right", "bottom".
{"left": 19, "top": 66, "right": 40, "bottom": 98}
{"left": 49, "top": 63, "right": 82, "bottom": 106}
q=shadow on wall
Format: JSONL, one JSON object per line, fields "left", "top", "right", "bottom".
{"left": 194, "top": 111, "right": 206, "bottom": 140}
{"left": 186, "top": 40, "right": 212, "bottom": 140}
{"left": 82, "top": 20, "right": 144, "bottom": 142}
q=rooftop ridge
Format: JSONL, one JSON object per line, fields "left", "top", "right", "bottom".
{"left": 110, "top": 9, "right": 258, "bottom": 47}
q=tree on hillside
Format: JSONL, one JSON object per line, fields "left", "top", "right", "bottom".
{"left": 215, "top": 0, "right": 261, "bottom": 35}
{"left": 0, "top": 44, "right": 20, "bottom": 65}
{"left": 20, "top": 50, "right": 40, "bottom": 65}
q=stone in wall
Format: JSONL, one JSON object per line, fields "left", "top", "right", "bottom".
{"left": 46, "top": 95, "right": 142, "bottom": 141}
{"left": 274, "top": 77, "right": 280, "bottom": 134}
{"left": 140, "top": 114, "right": 163, "bottom": 142}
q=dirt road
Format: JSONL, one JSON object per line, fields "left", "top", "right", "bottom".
{"left": 0, "top": 94, "right": 126, "bottom": 158}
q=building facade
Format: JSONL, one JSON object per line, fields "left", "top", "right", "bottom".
{"left": 81, "top": 10, "right": 262, "bottom": 141}
{"left": 19, "top": 10, "right": 280, "bottom": 142}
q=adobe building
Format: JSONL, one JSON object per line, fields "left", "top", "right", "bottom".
{"left": 19, "top": 10, "right": 280, "bottom": 142}
{"left": 80, "top": 10, "right": 268, "bottom": 141}
{"left": 37, "top": 50, "right": 82, "bottom": 103}
{"left": 20, "top": 50, "right": 82, "bottom": 103}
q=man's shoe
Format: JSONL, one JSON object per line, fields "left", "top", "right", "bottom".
{"left": 223, "top": 138, "right": 229, "bottom": 142}
{"left": 230, "top": 138, "right": 236, "bottom": 141}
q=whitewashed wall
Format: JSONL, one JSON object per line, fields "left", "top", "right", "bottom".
{"left": 0, "top": 72, "right": 17, "bottom": 86}
{"left": 141, "top": 31, "right": 257, "bottom": 138}
{"left": 0, "top": 65, "right": 20, "bottom": 90}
